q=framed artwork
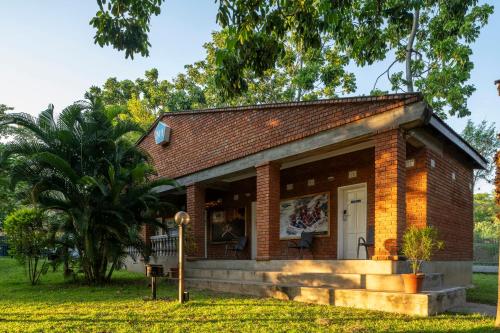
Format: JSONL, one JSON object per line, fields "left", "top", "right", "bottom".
{"left": 210, "top": 207, "right": 246, "bottom": 243}
{"left": 280, "top": 192, "right": 330, "bottom": 240}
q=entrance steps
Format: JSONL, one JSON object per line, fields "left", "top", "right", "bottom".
{"left": 185, "top": 268, "right": 444, "bottom": 291}
{"left": 184, "top": 260, "right": 466, "bottom": 316}
{"left": 186, "top": 259, "right": 405, "bottom": 274}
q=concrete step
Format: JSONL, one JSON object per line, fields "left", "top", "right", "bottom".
{"left": 186, "top": 259, "right": 405, "bottom": 274}
{"left": 185, "top": 267, "right": 444, "bottom": 292}
{"left": 185, "top": 277, "right": 465, "bottom": 316}
{"left": 334, "top": 287, "right": 466, "bottom": 317}
{"left": 185, "top": 268, "right": 363, "bottom": 288}
{"left": 185, "top": 278, "right": 334, "bottom": 305}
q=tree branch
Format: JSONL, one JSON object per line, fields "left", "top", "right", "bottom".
{"left": 372, "top": 59, "right": 398, "bottom": 92}
{"left": 405, "top": 8, "right": 420, "bottom": 92}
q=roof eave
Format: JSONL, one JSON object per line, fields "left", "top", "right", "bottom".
{"left": 428, "top": 115, "right": 488, "bottom": 169}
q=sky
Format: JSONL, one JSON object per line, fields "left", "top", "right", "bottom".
{"left": 0, "top": 1, "right": 499, "bottom": 192}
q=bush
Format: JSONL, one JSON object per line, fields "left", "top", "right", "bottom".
{"left": 402, "top": 226, "right": 444, "bottom": 274}
{"left": 3, "top": 207, "right": 50, "bottom": 284}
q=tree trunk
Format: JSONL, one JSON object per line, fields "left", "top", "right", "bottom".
{"left": 495, "top": 146, "right": 500, "bottom": 327}
{"left": 405, "top": 8, "right": 420, "bottom": 93}
{"left": 31, "top": 257, "right": 38, "bottom": 285}
{"left": 62, "top": 246, "right": 71, "bottom": 277}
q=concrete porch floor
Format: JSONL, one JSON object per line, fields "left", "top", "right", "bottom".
{"left": 183, "top": 259, "right": 467, "bottom": 316}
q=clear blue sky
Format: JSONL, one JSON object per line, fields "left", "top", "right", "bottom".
{"left": 1, "top": 1, "right": 499, "bottom": 192}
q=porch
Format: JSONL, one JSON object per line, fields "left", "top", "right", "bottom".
{"left": 181, "top": 133, "right": 413, "bottom": 262}
{"left": 183, "top": 259, "right": 467, "bottom": 316}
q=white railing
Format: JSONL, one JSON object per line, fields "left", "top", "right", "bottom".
{"left": 127, "top": 246, "right": 141, "bottom": 260}
{"left": 151, "top": 235, "right": 178, "bottom": 257}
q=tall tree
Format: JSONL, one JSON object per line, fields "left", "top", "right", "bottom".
{"left": 90, "top": 0, "right": 164, "bottom": 59}
{"left": 461, "top": 120, "right": 500, "bottom": 188}
{"left": 193, "top": 31, "right": 356, "bottom": 103}
{"left": 473, "top": 192, "right": 499, "bottom": 240}
{"left": 0, "top": 105, "right": 14, "bottom": 138}
{"left": 93, "top": 30, "right": 357, "bottom": 130}
{"left": 0, "top": 97, "right": 175, "bottom": 283}
{"left": 89, "top": 1, "right": 493, "bottom": 118}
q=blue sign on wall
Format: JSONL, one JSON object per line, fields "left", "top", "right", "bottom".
{"left": 154, "top": 121, "right": 171, "bottom": 145}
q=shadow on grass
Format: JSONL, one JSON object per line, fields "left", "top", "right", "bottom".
{"left": 0, "top": 312, "right": 495, "bottom": 333}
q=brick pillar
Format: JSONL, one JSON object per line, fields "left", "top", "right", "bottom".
{"left": 186, "top": 183, "right": 205, "bottom": 258}
{"left": 140, "top": 225, "right": 154, "bottom": 247}
{"left": 373, "top": 128, "right": 406, "bottom": 260}
{"left": 255, "top": 161, "right": 280, "bottom": 261}
{"left": 406, "top": 147, "right": 429, "bottom": 229}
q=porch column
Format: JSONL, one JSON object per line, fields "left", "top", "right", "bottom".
{"left": 186, "top": 183, "right": 206, "bottom": 258}
{"left": 255, "top": 161, "right": 280, "bottom": 261}
{"left": 373, "top": 128, "right": 406, "bottom": 260}
{"left": 140, "top": 225, "right": 154, "bottom": 247}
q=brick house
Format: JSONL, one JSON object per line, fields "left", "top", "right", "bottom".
{"left": 131, "top": 93, "right": 485, "bottom": 316}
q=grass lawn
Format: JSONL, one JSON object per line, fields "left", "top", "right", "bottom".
{"left": 0, "top": 258, "right": 496, "bottom": 332}
{"left": 467, "top": 273, "right": 498, "bottom": 305}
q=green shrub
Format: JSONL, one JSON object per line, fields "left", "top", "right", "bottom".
{"left": 401, "top": 226, "right": 444, "bottom": 274}
{"left": 3, "top": 207, "right": 50, "bottom": 284}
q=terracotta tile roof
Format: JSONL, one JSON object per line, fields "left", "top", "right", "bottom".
{"left": 137, "top": 93, "right": 423, "bottom": 145}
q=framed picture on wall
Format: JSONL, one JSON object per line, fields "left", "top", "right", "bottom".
{"left": 279, "top": 192, "right": 330, "bottom": 240}
{"left": 210, "top": 207, "right": 246, "bottom": 243}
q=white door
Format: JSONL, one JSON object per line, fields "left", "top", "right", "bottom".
{"left": 341, "top": 186, "right": 367, "bottom": 259}
{"left": 251, "top": 202, "right": 257, "bottom": 259}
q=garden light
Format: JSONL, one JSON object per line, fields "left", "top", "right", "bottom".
{"left": 174, "top": 211, "right": 190, "bottom": 303}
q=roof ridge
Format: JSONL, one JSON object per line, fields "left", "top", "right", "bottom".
{"left": 159, "top": 92, "right": 422, "bottom": 116}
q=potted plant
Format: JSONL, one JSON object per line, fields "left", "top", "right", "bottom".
{"left": 401, "top": 226, "right": 444, "bottom": 293}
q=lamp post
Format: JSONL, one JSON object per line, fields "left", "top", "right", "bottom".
{"left": 174, "top": 211, "right": 190, "bottom": 303}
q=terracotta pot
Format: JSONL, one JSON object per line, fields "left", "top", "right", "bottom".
{"left": 402, "top": 273, "right": 425, "bottom": 293}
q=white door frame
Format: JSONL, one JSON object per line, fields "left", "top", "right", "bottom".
{"left": 337, "top": 183, "right": 367, "bottom": 259}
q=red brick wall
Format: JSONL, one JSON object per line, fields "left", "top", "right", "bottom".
{"left": 278, "top": 149, "right": 375, "bottom": 259}
{"left": 256, "top": 162, "right": 281, "bottom": 260}
{"left": 373, "top": 129, "right": 406, "bottom": 260}
{"left": 138, "top": 96, "right": 420, "bottom": 180}
{"left": 201, "top": 148, "right": 375, "bottom": 260}
{"left": 427, "top": 148, "right": 474, "bottom": 260}
{"left": 406, "top": 146, "right": 429, "bottom": 229}
{"left": 186, "top": 184, "right": 206, "bottom": 258}
{"left": 183, "top": 144, "right": 473, "bottom": 261}
{"left": 140, "top": 225, "right": 154, "bottom": 247}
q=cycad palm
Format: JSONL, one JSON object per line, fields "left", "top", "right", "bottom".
{"left": 0, "top": 96, "right": 174, "bottom": 283}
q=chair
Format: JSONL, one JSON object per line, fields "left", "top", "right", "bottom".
{"left": 225, "top": 236, "right": 247, "bottom": 258}
{"left": 357, "top": 225, "right": 374, "bottom": 259}
{"left": 287, "top": 232, "right": 314, "bottom": 259}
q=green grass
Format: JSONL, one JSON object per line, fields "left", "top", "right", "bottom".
{"left": 467, "top": 273, "right": 498, "bottom": 305}
{"left": 0, "top": 258, "right": 496, "bottom": 332}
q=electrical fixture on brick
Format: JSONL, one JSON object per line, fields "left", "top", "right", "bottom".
{"left": 154, "top": 121, "right": 171, "bottom": 145}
